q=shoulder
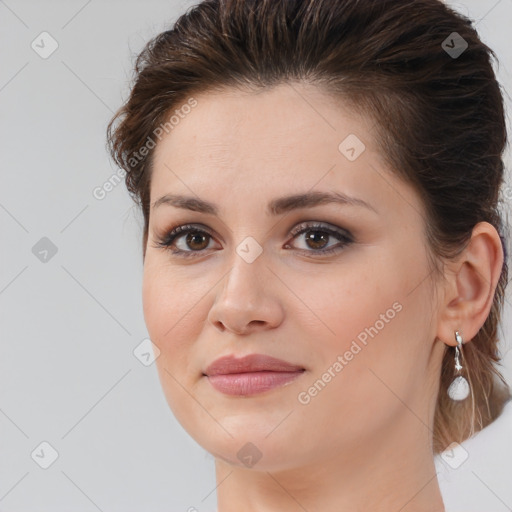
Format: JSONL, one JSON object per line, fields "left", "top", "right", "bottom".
{"left": 435, "top": 398, "right": 512, "bottom": 511}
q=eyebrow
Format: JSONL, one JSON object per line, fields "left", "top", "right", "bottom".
{"left": 151, "top": 190, "right": 378, "bottom": 216}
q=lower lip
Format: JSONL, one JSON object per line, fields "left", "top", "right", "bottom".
{"left": 206, "top": 371, "right": 304, "bottom": 396}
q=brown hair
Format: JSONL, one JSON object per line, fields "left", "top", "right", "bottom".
{"left": 106, "top": 0, "right": 511, "bottom": 453}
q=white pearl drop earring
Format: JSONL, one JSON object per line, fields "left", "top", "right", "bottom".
{"left": 447, "top": 330, "right": 470, "bottom": 401}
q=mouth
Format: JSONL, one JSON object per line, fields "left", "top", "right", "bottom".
{"left": 205, "top": 370, "right": 305, "bottom": 396}
{"left": 203, "top": 353, "right": 305, "bottom": 396}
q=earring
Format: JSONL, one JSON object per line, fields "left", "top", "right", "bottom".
{"left": 447, "top": 331, "right": 470, "bottom": 401}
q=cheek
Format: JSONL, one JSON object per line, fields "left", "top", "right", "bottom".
{"left": 143, "top": 261, "right": 194, "bottom": 338}
{"left": 141, "top": 263, "right": 201, "bottom": 414}
{"left": 304, "top": 264, "right": 396, "bottom": 352}
{"left": 142, "top": 263, "right": 191, "bottom": 367}
{"left": 142, "top": 265, "right": 168, "bottom": 342}
{"left": 302, "top": 252, "right": 427, "bottom": 391}
{"left": 141, "top": 261, "right": 214, "bottom": 375}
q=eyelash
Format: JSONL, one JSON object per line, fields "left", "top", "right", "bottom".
{"left": 153, "top": 222, "right": 353, "bottom": 259}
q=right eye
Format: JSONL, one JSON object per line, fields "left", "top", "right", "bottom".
{"left": 154, "top": 223, "right": 219, "bottom": 258}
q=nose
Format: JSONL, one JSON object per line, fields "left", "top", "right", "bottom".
{"left": 207, "top": 252, "right": 285, "bottom": 335}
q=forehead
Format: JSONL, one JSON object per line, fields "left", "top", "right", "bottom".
{"left": 152, "top": 84, "right": 374, "bottom": 180}
{"left": 148, "top": 83, "right": 423, "bottom": 224}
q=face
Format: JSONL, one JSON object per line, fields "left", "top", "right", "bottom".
{"left": 142, "top": 83, "right": 444, "bottom": 471}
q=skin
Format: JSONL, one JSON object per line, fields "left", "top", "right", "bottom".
{"left": 141, "top": 82, "right": 503, "bottom": 512}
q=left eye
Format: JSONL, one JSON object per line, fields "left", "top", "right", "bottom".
{"left": 154, "top": 222, "right": 353, "bottom": 257}
{"left": 287, "top": 222, "right": 352, "bottom": 254}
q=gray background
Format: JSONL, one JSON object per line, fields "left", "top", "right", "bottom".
{"left": 0, "top": 1, "right": 511, "bottom": 511}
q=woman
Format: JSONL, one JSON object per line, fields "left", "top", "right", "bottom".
{"left": 106, "top": 0, "right": 511, "bottom": 510}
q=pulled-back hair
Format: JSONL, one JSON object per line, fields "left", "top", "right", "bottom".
{"left": 106, "top": 0, "right": 511, "bottom": 453}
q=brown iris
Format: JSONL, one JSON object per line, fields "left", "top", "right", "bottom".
{"left": 305, "top": 230, "right": 329, "bottom": 250}
{"left": 186, "top": 232, "right": 210, "bottom": 251}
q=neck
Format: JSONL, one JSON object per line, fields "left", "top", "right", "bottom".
{"left": 214, "top": 410, "right": 445, "bottom": 512}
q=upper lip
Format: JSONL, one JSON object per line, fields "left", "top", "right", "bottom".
{"left": 204, "top": 354, "right": 305, "bottom": 376}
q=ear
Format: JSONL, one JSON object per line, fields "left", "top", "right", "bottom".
{"left": 436, "top": 221, "right": 504, "bottom": 347}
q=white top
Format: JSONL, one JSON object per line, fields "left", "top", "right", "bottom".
{"left": 435, "top": 398, "right": 512, "bottom": 512}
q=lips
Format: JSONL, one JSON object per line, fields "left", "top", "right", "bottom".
{"left": 204, "top": 354, "right": 305, "bottom": 396}
{"left": 204, "top": 353, "right": 304, "bottom": 376}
